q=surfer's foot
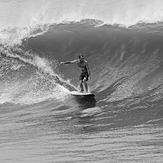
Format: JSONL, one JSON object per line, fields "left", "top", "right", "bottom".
{"left": 80, "top": 89, "right": 84, "bottom": 92}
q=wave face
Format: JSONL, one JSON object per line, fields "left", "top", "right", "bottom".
{"left": 1, "top": 1, "right": 163, "bottom": 163}
{"left": 1, "top": 21, "right": 163, "bottom": 104}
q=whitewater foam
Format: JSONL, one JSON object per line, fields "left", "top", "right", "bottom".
{"left": 1, "top": 0, "right": 163, "bottom": 30}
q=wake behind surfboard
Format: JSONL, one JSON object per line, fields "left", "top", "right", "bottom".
{"left": 70, "top": 91, "right": 95, "bottom": 97}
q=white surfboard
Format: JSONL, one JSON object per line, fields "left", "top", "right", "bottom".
{"left": 70, "top": 91, "right": 95, "bottom": 97}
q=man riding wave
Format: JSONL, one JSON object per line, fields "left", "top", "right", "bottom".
{"left": 60, "top": 54, "right": 90, "bottom": 92}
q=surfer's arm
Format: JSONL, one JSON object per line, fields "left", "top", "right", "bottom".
{"left": 86, "top": 62, "right": 91, "bottom": 77}
{"left": 60, "top": 60, "right": 78, "bottom": 65}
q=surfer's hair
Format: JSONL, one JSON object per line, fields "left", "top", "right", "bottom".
{"left": 79, "top": 54, "right": 84, "bottom": 59}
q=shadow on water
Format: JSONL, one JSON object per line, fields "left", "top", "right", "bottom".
{"left": 73, "top": 96, "right": 96, "bottom": 110}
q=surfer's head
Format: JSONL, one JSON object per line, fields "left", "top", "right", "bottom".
{"left": 79, "top": 54, "right": 84, "bottom": 59}
{"left": 79, "top": 54, "right": 84, "bottom": 62}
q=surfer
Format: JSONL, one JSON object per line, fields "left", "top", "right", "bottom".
{"left": 60, "top": 54, "right": 90, "bottom": 92}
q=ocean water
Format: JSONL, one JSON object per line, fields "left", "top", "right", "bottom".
{"left": 0, "top": 0, "right": 163, "bottom": 162}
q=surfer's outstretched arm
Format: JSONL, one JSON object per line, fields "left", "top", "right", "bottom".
{"left": 60, "top": 59, "right": 78, "bottom": 65}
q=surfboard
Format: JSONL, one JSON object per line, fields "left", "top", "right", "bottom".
{"left": 70, "top": 91, "right": 95, "bottom": 97}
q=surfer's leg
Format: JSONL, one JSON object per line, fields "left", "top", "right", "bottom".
{"left": 83, "top": 78, "right": 88, "bottom": 92}
{"left": 79, "top": 80, "right": 84, "bottom": 92}
{"left": 79, "top": 73, "right": 84, "bottom": 92}
{"left": 83, "top": 73, "right": 89, "bottom": 92}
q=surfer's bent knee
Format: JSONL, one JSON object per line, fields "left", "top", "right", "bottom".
{"left": 83, "top": 78, "right": 87, "bottom": 83}
{"left": 80, "top": 80, "right": 83, "bottom": 84}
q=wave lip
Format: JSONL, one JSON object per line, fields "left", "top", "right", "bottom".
{"left": 1, "top": 0, "right": 163, "bottom": 30}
